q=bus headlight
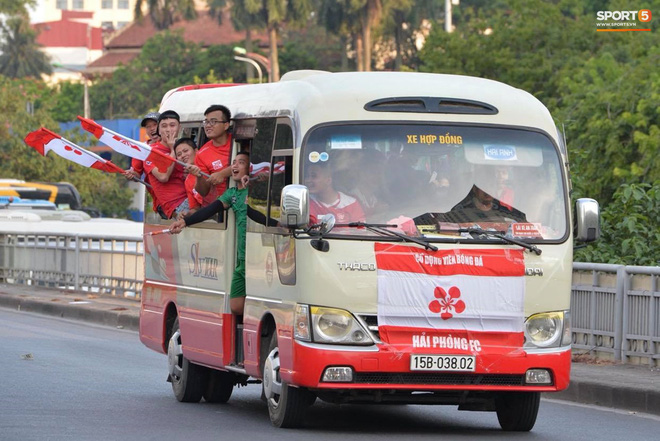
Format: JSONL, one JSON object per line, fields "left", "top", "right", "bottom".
{"left": 524, "top": 311, "right": 568, "bottom": 348}
{"left": 309, "top": 306, "right": 373, "bottom": 345}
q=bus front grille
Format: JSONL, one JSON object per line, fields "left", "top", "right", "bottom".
{"left": 352, "top": 373, "right": 527, "bottom": 386}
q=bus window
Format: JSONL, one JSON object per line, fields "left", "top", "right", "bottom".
{"left": 269, "top": 123, "right": 294, "bottom": 223}
{"left": 247, "top": 118, "right": 277, "bottom": 226}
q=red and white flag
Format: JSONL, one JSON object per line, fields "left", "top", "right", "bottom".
{"left": 77, "top": 115, "right": 174, "bottom": 173}
{"left": 24, "top": 128, "right": 125, "bottom": 174}
{"left": 375, "top": 243, "right": 526, "bottom": 348}
{"left": 250, "top": 161, "right": 285, "bottom": 179}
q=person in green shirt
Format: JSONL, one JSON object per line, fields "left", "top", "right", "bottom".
{"left": 170, "top": 151, "right": 250, "bottom": 316}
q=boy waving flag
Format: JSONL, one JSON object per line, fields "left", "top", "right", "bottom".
{"left": 24, "top": 127, "right": 125, "bottom": 174}
{"left": 77, "top": 115, "right": 174, "bottom": 173}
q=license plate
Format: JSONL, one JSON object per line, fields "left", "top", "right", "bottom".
{"left": 410, "top": 355, "right": 476, "bottom": 372}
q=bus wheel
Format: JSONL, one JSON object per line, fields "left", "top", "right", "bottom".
{"left": 204, "top": 370, "right": 234, "bottom": 403}
{"left": 495, "top": 391, "right": 540, "bottom": 431}
{"left": 263, "top": 333, "right": 314, "bottom": 428}
{"left": 167, "top": 318, "right": 207, "bottom": 403}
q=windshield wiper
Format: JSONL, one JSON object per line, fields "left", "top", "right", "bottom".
{"left": 339, "top": 221, "right": 438, "bottom": 251}
{"left": 458, "top": 227, "right": 542, "bottom": 255}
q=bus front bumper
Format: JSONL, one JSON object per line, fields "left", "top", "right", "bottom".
{"left": 283, "top": 340, "right": 571, "bottom": 393}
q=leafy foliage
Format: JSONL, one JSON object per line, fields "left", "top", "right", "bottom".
{"left": 0, "top": 16, "right": 52, "bottom": 78}
{"left": 279, "top": 24, "right": 344, "bottom": 73}
{"left": 418, "top": 0, "right": 597, "bottom": 108}
{"left": 0, "top": 0, "right": 35, "bottom": 15}
{"left": 89, "top": 32, "right": 245, "bottom": 119}
{"left": 558, "top": 46, "right": 660, "bottom": 205}
{"left": 417, "top": 0, "right": 660, "bottom": 264}
{"left": 575, "top": 183, "right": 660, "bottom": 266}
{"left": 0, "top": 76, "right": 133, "bottom": 217}
{"left": 133, "top": 0, "right": 197, "bottom": 30}
{"left": 50, "top": 81, "right": 85, "bottom": 123}
{"left": 3, "top": 0, "right": 659, "bottom": 261}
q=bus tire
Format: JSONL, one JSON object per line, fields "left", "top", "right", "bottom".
{"left": 495, "top": 391, "right": 540, "bottom": 432}
{"left": 168, "top": 318, "right": 207, "bottom": 403}
{"left": 263, "top": 333, "right": 314, "bottom": 428}
{"left": 204, "top": 370, "right": 234, "bottom": 403}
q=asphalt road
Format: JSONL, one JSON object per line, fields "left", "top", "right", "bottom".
{"left": 3, "top": 308, "right": 659, "bottom": 441}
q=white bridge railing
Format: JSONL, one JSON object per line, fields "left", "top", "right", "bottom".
{"left": 0, "top": 231, "right": 143, "bottom": 298}
{"left": 1, "top": 228, "right": 658, "bottom": 366}
{"left": 572, "top": 263, "right": 659, "bottom": 366}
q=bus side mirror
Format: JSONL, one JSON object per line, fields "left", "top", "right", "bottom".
{"left": 575, "top": 198, "right": 600, "bottom": 242}
{"left": 280, "top": 184, "right": 310, "bottom": 228}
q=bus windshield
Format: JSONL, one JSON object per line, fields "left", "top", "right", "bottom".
{"left": 302, "top": 123, "right": 567, "bottom": 241}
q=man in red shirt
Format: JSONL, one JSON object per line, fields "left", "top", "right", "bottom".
{"left": 125, "top": 112, "right": 161, "bottom": 211}
{"left": 144, "top": 110, "right": 188, "bottom": 219}
{"left": 194, "top": 105, "right": 233, "bottom": 204}
{"left": 124, "top": 112, "right": 161, "bottom": 179}
{"left": 305, "top": 162, "right": 365, "bottom": 224}
{"left": 174, "top": 137, "right": 203, "bottom": 217}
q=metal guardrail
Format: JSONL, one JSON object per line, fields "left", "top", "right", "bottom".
{"left": 1, "top": 230, "right": 658, "bottom": 366}
{"left": 0, "top": 232, "right": 143, "bottom": 299}
{"left": 572, "top": 262, "right": 660, "bottom": 366}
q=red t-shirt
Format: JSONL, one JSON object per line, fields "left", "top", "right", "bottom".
{"left": 184, "top": 173, "right": 203, "bottom": 210}
{"left": 130, "top": 158, "right": 159, "bottom": 210}
{"left": 194, "top": 136, "right": 232, "bottom": 203}
{"left": 310, "top": 192, "right": 366, "bottom": 224}
{"left": 131, "top": 158, "right": 144, "bottom": 175}
{"left": 143, "top": 142, "right": 187, "bottom": 218}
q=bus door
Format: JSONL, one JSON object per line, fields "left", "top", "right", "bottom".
{"left": 243, "top": 117, "right": 295, "bottom": 376}
{"left": 142, "top": 140, "right": 234, "bottom": 369}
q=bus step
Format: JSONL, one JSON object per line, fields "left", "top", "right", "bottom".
{"left": 235, "top": 324, "right": 244, "bottom": 365}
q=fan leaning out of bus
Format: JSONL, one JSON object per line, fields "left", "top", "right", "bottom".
{"left": 169, "top": 151, "right": 277, "bottom": 318}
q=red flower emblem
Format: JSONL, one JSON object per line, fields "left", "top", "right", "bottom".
{"left": 428, "top": 286, "right": 466, "bottom": 320}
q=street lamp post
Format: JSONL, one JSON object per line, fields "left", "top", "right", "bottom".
{"left": 233, "top": 56, "right": 263, "bottom": 84}
{"left": 52, "top": 63, "right": 90, "bottom": 118}
{"left": 233, "top": 47, "right": 271, "bottom": 83}
{"left": 445, "top": 0, "right": 460, "bottom": 33}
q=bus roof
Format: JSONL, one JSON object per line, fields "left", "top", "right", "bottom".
{"left": 0, "top": 209, "right": 142, "bottom": 238}
{"left": 160, "top": 71, "right": 558, "bottom": 143}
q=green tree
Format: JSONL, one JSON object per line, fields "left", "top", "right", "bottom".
{"left": 419, "top": 0, "right": 597, "bottom": 107}
{"left": 207, "top": 0, "right": 267, "bottom": 80}
{"left": 318, "top": 0, "right": 361, "bottom": 70}
{"left": 558, "top": 47, "right": 660, "bottom": 205}
{"left": 133, "top": 0, "right": 197, "bottom": 30}
{"left": 90, "top": 31, "right": 203, "bottom": 118}
{"left": 193, "top": 43, "right": 249, "bottom": 83}
{"left": 50, "top": 81, "right": 84, "bottom": 123}
{"left": 575, "top": 183, "right": 660, "bottom": 266}
{"left": 89, "top": 32, "right": 244, "bottom": 119}
{"left": 416, "top": 0, "right": 660, "bottom": 264}
{"left": 0, "top": 0, "right": 35, "bottom": 15}
{"left": 0, "top": 75, "right": 133, "bottom": 217}
{"left": 244, "top": 0, "right": 312, "bottom": 81}
{"left": 381, "top": 0, "right": 442, "bottom": 70}
{"left": 0, "top": 16, "right": 52, "bottom": 78}
{"left": 323, "top": 0, "right": 383, "bottom": 71}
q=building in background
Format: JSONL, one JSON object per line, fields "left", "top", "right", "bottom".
{"left": 38, "top": 0, "right": 137, "bottom": 31}
{"left": 86, "top": 8, "right": 266, "bottom": 78}
{"left": 33, "top": 10, "right": 103, "bottom": 82}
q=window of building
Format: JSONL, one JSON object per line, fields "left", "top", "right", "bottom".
{"left": 72, "top": 0, "right": 84, "bottom": 9}
{"left": 117, "top": 21, "right": 129, "bottom": 29}
{"left": 101, "top": 21, "right": 114, "bottom": 30}
{"left": 56, "top": 0, "right": 68, "bottom": 9}
{"left": 118, "top": 0, "right": 129, "bottom": 9}
{"left": 102, "top": 0, "right": 113, "bottom": 8}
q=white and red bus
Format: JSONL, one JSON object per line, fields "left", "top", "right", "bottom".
{"left": 139, "top": 71, "right": 599, "bottom": 431}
